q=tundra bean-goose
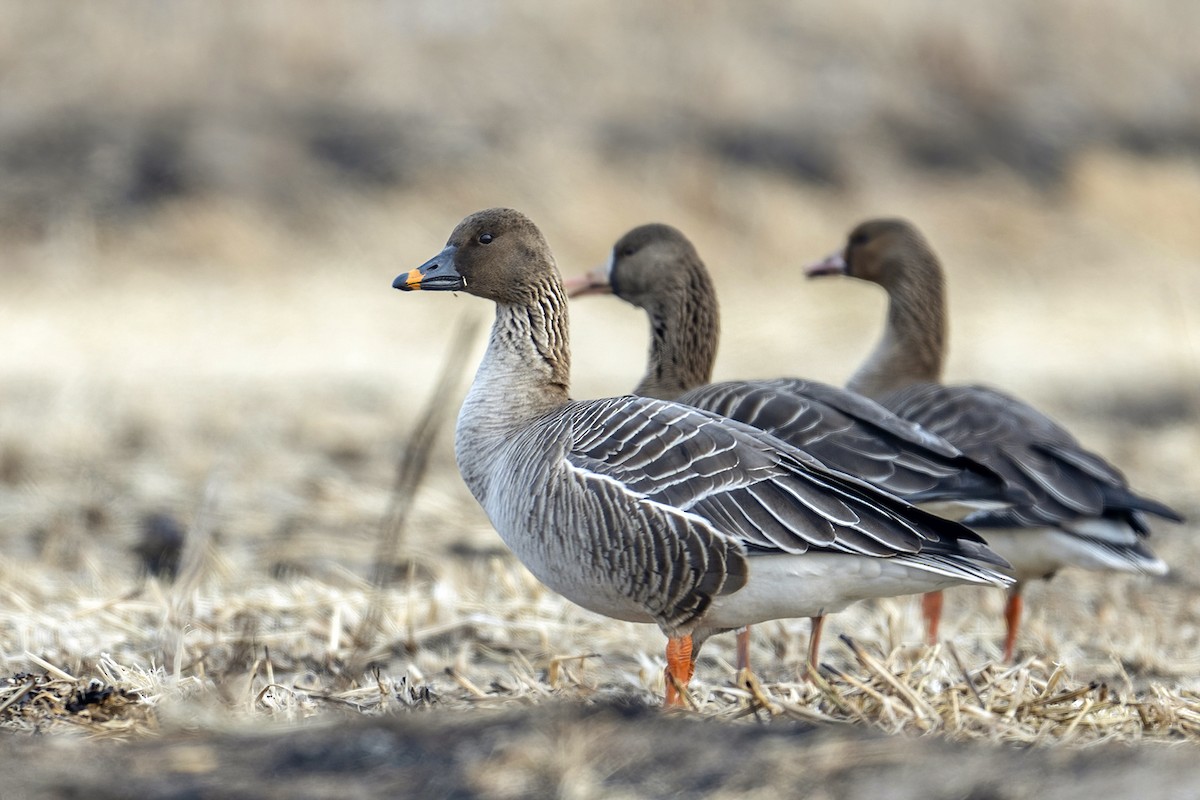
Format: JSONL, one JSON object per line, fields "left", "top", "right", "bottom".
{"left": 564, "top": 223, "right": 1025, "bottom": 667}
{"left": 806, "top": 217, "right": 1182, "bottom": 660}
{"left": 392, "top": 208, "right": 1013, "bottom": 706}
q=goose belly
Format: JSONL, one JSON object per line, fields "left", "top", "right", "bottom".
{"left": 979, "top": 527, "right": 1167, "bottom": 581}
{"left": 701, "top": 552, "right": 976, "bottom": 630}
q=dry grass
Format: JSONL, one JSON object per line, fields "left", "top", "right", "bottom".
{"left": 2, "top": 545, "right": 1198, "bottom": 745}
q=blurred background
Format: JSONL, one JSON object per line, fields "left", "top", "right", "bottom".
{"left": 0, "top": 0, "right": 1197, "bottom": 689}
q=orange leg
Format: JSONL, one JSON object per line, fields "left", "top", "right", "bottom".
{"left": 805, "top": 615, "right": 826, "bottom": 680}
{"left": 735, "top": 626, "right": 752, "bottom": 672}
{"left": 664, "top": 635, "right": 695, "bottom": 707}
{"left": 922, "top": 590, "right": 944, "bottom": 645}
{"left": 1002, "top": 586, "right": 1024, "bottom": 662}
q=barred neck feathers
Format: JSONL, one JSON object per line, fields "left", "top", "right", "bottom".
{"left": 609, "top": 224, "right": 719, "bottom": 400}
{"left": 476, "top": 275, "right": 572, "bottom": 417}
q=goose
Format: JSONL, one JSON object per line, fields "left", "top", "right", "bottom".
{"left": 392, "top": 208, "right": 1013, "bottom": 706}
{"left": 564, "top": 223, "right": 1027, "bottom": 666}
{"left": 806, "top": 217, "right": 1183, "bottom": 659}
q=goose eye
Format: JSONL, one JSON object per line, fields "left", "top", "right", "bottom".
{"left": 849, "top": 232, "right": 868, "bottom": 247}
{"left": 620, "top": 246, "right": 635, "bottom": 258}
{"left": 479, "top": 233, "right": 494, "bottom": 244}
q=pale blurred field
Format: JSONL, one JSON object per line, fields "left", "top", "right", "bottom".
{"left": 1, "top": 1, "right": 1199, "bottom": 793}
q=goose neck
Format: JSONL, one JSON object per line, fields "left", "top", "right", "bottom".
{"left": 455, "top": 283, "right": 571, "bottom": 497}
{"left": 849, "top": 256, "right": 946, "bottom": 399}
{"left": 635, "top": 275, "right": 718, "bottom": 401}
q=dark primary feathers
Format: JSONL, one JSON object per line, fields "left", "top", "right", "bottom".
{"left": 880, "top": 383, "right": 1185, "bottom": 531}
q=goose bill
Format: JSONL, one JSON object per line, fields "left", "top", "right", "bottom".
{"left": 804, "top": 252, "right": 847, "bottom": 278}
{"left": 563, "top": 262, "right": 612, "bottom": 298}
{"left": 393, "top": 246, "right": 465, "bottom": 292}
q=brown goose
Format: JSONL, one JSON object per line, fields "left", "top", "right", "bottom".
{"left": 565, "top": 223, "right": 1026, "bottom": 667}
{"left": 807, "top": 218, "right": 1183, "bottom": 659}
{"left": 392, "top": 208, "right": 1013, "bottom": 706}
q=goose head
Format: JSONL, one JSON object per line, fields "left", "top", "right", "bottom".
{"left": 805, "top": 218, "right": 939, "bottom": 293}
{"left": 564, "top": 223, "right": 709, "bottom": 309}
{"left": 394, "top": 207, "right": 556, "bottom": 304}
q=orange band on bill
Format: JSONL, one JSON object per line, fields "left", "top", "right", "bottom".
{"left": 402, "top": 268, "right": 423, "bottom": 290}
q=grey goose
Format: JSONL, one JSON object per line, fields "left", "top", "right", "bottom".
{"left": 393, "top": 208, "right": 1013, "bottom": 706}
{"left": 807, "top": 217, "right": 1182, "bottom": 660}
{"left": 564, "top": 223, "right": 1027, "bottom": 666}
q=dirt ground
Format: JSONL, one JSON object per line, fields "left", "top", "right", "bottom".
{"left": 2, "top": 2, "right": 1200, "bottom": 796}
{"left": 4, "top": 701, "right": 1200, "bottom": 800}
